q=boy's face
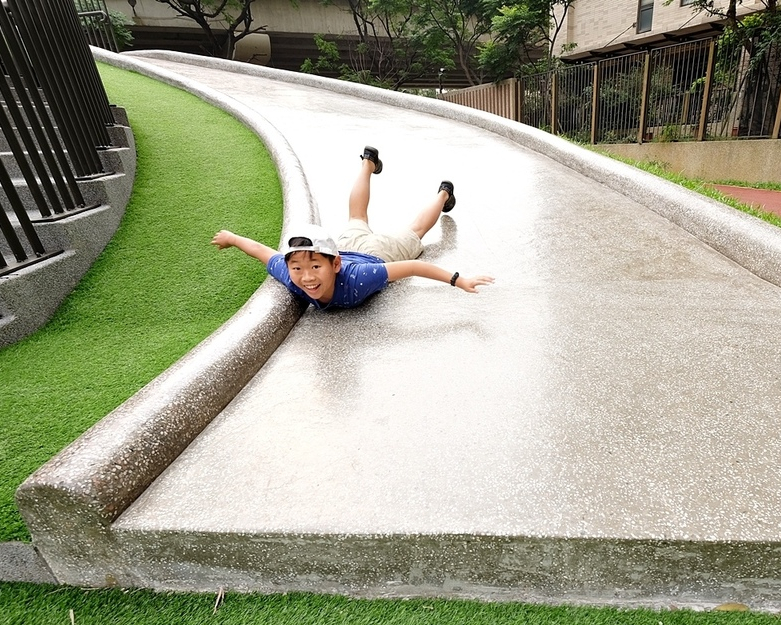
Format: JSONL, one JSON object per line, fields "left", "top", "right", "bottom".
{"left": 286, "top": 251, "right": 341, "bottom": 303}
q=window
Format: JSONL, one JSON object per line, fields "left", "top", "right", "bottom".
{"left": 637, "top": 0, "right": 654, "bottom": 33}
{"left": 680, "top": 0, "right": 697, "bottom": 5}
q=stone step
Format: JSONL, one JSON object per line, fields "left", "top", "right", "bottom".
{"left": 0, "top": 112, "right": 135, "bottom": 346}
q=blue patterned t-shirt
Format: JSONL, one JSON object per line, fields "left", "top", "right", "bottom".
{"left": 267, "top": 251, "right": 389, "bottom": 310}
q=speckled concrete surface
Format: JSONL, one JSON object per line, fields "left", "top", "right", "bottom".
{"left": 0, "top": 543, "right": 54, "bottom": 584}
{"left": 19, "top": 51, "right": 781, "bottom": 607}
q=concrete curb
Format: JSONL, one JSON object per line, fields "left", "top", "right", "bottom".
{"left": 0, "top": 543, "right": 55, "bottom": 584}
{"left": 12, "top": 49, "right": 317, "bottom": 585}
{"left": 129, "top": 50, "right": 781, "bottom": 290}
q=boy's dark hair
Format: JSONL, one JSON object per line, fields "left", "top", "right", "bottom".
{"left": 284, "top": 237, "right": 336, "bottom": 263}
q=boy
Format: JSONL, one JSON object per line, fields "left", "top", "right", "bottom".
{"left": 211, "top": 146, "right": 493, "bottom": 310}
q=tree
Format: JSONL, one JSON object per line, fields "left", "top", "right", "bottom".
{"left": 153, "top": 0, "right": 265, "bottom": 59}
{"left": 415, "top": 0, "right": 494, "bottom": 86}
{"left": 478, "top": 0, "right": 576, "bottom": 79}
{"left": 668, "top": 0, "right": 779, "bottom": 52}
{"left": 304, "top": 0, "right": 577, "bottom": 88}
{"left": 671, "top": 0, "right": 777, "bottom": 30}
{"left": 303, "top": 0, "right": 453, "bottom": 90}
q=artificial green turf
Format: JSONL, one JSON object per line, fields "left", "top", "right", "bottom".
{"left": 0, "top": 63, "right": 283, "bottom": 542}
{"left": 0, "top": 584, "right": 777, "bottom": 625}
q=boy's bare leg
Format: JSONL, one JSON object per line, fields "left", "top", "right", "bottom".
{"left": 409, "top": 190, "right": 450, "bottom": 239}
{"left": 348, "top": 157, "right": 376, "bottom": 223}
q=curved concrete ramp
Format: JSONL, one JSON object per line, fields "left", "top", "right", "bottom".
{"left": 19, "top": 52, "right": 781, "bottom": 609}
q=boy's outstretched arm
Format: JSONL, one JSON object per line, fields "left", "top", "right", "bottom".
{"left": 211, "top": 230, "right": 278, "bottom": 265}
{"left": 385, "top": 260, "right": 494, "bottom": 293}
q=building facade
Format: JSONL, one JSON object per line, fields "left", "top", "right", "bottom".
{"left": 554, "top": 0, "right": 769, "bottom": 61}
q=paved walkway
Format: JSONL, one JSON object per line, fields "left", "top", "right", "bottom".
{"left": 715, "top": 185, "right": 781, "bottom": 217}
{"left": 20, "top": 51, "right": 781, "bottom": 608}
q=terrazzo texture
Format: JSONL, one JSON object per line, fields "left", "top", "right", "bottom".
{"left": 16, "top": 50, "right": 781, "bottom": 608}
{"left": 0, "top": 543, "right": 55, "bottom": 584}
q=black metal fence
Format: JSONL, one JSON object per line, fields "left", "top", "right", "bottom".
{"left": 76, "top": 0, "right": 119, "bottom": 52}
{"left": 0, "top": 0, "right": 116, "bottom": 277}
{"left": 443, "top": 34, "right": 781, "bottom": 145}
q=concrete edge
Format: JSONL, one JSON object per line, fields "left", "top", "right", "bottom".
{"left": 128, "top": 50, "right": 781, "bottom": 289}
{"left": 0, "top": 542, "right": 56, "bottom": 584}
{"left": 13, "top": 48, "right": 316, "bottom": 583}
{"left": 112, "top": 530, "right": 781, "bottom": 610}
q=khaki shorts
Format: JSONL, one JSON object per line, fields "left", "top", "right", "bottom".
{"left": 337, "top": 219, "right": 424, "bottom": 263}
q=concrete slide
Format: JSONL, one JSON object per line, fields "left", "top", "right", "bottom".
{"left": 15, "top": 49, "right": 781, "bottom": 611}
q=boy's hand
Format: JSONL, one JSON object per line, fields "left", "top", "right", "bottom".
{"left": 210, "top": 230, "right": 278, "bottom": 265}
{"left": 457, "top": 275, "right": 495, "bottom": 293}
{"left": 211, "top": 230, "right": 235, "bottom": 250}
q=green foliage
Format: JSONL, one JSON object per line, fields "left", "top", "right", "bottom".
{"left": 401, "top": 86, "right": 439, "bottom": 97}
{"left": 478, "top": 0, "right": 575, "bottom": 79}
{"left": 74, "top": 0, "right": 134, "bottom": 51}
{"left": 301, "top": 34, "right": 345, "bottom": 76}
{"left": 306, "top": 0, "right": 577, "bottom": 88}
{"left": 594, "top": 149, "right": 781, "bottom": 229}
{"left": 302, "top": 0, "right": 453, "bottom": 90}
{"left": 306, "top": 0, "right": 502, "bottom": 88}
{"left": 0, "top": 64, "right": 283, "bottom": 542}
{"left": 477, "top": 39, "right": 516, "bottom": 80}
{"left": 669, "top": 0, "right": 780, "bottom": 51}
{"left": 108, "top": 8, "right": 134, "bottom": 50}
{"left": 415, "top": 0, "right": 494, "bottom": 85}
{"left": 658, "top": 123, "right": 681, "bottom": 142}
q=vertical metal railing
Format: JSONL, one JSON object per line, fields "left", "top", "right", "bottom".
{"left": 0, "top": 0, "right": 117, "bottom": 277}
{"left": 441, "top": 33, "right": 781, "bottom": 146}
{"left": 0, "top": 9, "right": 85, "bottom": 212}
{"left": 9, "top": 0, "right": 112, "bottom": 177}
{"left": 519, "top": 72, "right": 552, "bottom": 131}
{"left": 555, "top": 63, "right": 595, "bottom": 143}
{"left": 595, "top": 51, "right": 645, "bottom": 144}
{"left": 645, "top": 39, "right": 712, "bottom": 142}
{"left": 76, "top": 0, "right": 119, "bottom": 52}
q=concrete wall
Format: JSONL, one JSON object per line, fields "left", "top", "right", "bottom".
{"left": 554, "top": 0, "right": 767, "bottom": 57}
{"left": 107, "top": 0, "right": 355, "bottom": 35}
{"left": 598, "top": 139, "right": 781, "bottom": 185}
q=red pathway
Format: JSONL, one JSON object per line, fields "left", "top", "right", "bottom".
{"left": 714, "top": 185, "right": 781, "bottom": 218}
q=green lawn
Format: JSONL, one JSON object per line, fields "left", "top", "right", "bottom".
{"left": 1, "top": 583, "right": 776, "bottom": 625}
{"left": 0, "top": 63, "right": 283, "bottom": 542}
